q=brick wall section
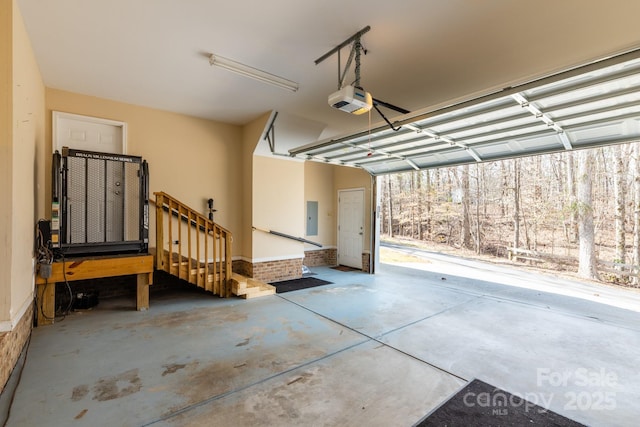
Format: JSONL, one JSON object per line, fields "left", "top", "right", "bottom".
{"left": 362, "top": 252, "right": 370, "bottom": 273}
{"left": 233, "top": 258, "right": 305, "bottom": 283}
{"left": 252, "top": 258, "right": 303, "bottom": 283}
{"left": 303, "top": 248, "right": 337, "bottom": 267}
{"left": 232, "top": 259, "right": 253, "bottom": 278}
{"left": 0, "top": 304, "right": 33, "bottom": 393}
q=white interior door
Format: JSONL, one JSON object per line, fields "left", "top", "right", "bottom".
{"left": 338, "top": 188, "right": 364, "bottom": 269}
{"left": 53, "top": 111, "right": 126, "bottom": 154}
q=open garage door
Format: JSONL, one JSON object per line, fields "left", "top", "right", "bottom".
{"left": 290, "top": 48, "right": 640, "bottom": 175}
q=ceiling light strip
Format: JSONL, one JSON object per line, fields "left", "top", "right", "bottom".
{"left": 209, "top": 54, "right": 299, "bottom": 92}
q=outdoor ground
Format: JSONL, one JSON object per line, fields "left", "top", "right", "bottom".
{"left": 380, "top": 236, "right": 640, "bottom": 292}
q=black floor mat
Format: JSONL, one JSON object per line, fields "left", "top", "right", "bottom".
{"left": 415, "top": 379, "right": 586, "bottom": 427}
{"left": 271, "top": 277, "right": 333, "bottom": 293}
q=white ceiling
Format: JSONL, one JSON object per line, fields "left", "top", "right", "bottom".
{"left": 17, "top": 0, "right": 640, "bottom": 155}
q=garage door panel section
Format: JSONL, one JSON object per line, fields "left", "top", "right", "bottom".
{"left": 291, "top": 49, "right": 640, "bottom": 175}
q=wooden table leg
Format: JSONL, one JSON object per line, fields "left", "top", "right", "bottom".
{"left": 136, "top": 272, "right": 152, "bottom": 311}
{"left": 36, "top": 281, "right": 55, "bottom": 326}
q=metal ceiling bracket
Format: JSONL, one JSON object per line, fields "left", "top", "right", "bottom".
{"left": 512, "top": 93, "right": 564, "bottom": 133}
{"left": 405, "top": 158, "right": 420, "bottom": 171}
{"left": 558, "top": 132, "right": 573, "bottom": 150}
{"left": 315, "top": 26, "right": 371, "bottom": 65}
{"left": 263, "top": 111, "right": 279, "bottom": 153}
{"left": 315, "top": 26, "right": 371, "bottom": 89}
{"left": 511, "top": 93, "right": 574, "bottom": 150}
{"left": 466, "top": 147, "right": 483, "bottom": 162}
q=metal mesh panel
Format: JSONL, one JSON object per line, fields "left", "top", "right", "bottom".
{"left": 105, "top": 160, "right": 124, "bottom": 242}
{"left": 86, "top": 158, "right": 106, "bottom": 243}
{"left": 67, "top": 157, "right": 89, "bottom": 244}
{"left": 124, "top": 162, "right": 141, "bottom": 241}
{"left": 64, "top": 155, "right": 142, "bottom": 245}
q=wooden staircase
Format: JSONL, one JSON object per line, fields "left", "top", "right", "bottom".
{"left": 154, "top": 192, "right": 274, "bottom": 298}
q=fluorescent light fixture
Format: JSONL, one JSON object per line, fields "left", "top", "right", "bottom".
{"left": 209, "top": 54, "right": 299, "bottom": 92}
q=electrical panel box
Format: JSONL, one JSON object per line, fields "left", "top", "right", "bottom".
{"left": 51, "top": 147, "right": 149, "bottom": 257}
{"left": 306, "top": 201, "right": 318, "bottom": 236}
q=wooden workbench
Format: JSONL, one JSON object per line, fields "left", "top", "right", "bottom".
{"left": 35, "top": 254, "right": 154, "bottom": 326}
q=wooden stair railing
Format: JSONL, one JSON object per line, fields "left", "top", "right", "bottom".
{"left": 154, "top": 192, "right": 233, "bottom": 297}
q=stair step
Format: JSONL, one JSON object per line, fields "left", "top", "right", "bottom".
{"left": 231, "top": 273, "right": 275, "bottom": 298}
{"left": 241, "top": 283, "right": 276, "bottom": 299}
{"left": 231, "top": 273, "right": 248, "bottom": 295}
{"left": 159, "top": 251, "right": 272, "bottom": 299}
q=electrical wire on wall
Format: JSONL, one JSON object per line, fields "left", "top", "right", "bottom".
{"left": 35, "top": 219, "right": 54, "bottom": 267}
{"left": 57, "top": 254, "right": 74, "bottom": 318}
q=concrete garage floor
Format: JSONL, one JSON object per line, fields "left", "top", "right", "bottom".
{"left": 6, "top": 249, "right": 640, "bottom": 426}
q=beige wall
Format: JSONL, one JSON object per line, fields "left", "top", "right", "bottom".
{"left": 44, "top": 89, "right": 244, "bottom": 254}
{"left": 2, "top": 0, "right": 44, "bottom": 393}
{"left": 0, "top": 0, "right": 13, "bottom": 325}
{"left": 1, "top": 0, "right": 45, "bottom": 329}
{"left": 241, "top": 113, "right": 270, "bottom": 259}
{"left": 304, "top": 161, "right": 336, "bottom": 248}
{"left": 302, "top": 161, "right": 375, "bottom": 256}
{"left": 252, "top": 155, "right": 305, "bottom": 260}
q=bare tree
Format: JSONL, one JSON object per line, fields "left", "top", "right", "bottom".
{"left": 577, "top": 149, "right": 600, "bottom": 280}
{"left": 613, "top": 144, "right": 626, "bottom": 265}
{"left": 513, "top": 159, "right": 521, "bottom": 249}
{"left": 425, "top": 169, "right": 432, "bottom": 240}
{"left": 416, "top": 171, "right": 423, "bottom": 240}
{"left": 634, "top": 144, "right": 640, "bottom": 284}
{"left": 461, "top": 165, "right": 473, "bottom": 248}
{"left": 500, "top": 161, "right": 509, "bottom": 217}
{"left": 474, "top": 164, "right": 482, "bottom": 253}
{"left": 566, "top": 152, "right": 578, "bottom": 243}
{"left": 385, "top": 175, "right": 393, "bottom": 237}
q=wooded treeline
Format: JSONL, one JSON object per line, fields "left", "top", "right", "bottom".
{"left": 379, "top": 142, "right": 640, "bottom": 285}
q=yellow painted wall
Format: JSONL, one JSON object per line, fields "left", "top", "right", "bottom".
{"left": 241, "top": 113, "right": 270, "bottom": 259}
{"left": 252, "top": 156, "right": 305, "bottom": 260}
{"left": 44, "top": 89, "right": 244, "bottom": 254}
{"left": 0, "top": 0, "right": 14, "bottom": 325}
{"left": 0, "top": 0, "right": 45, "bottom": 328}
{"left": 302, "top": 162, "right": 374, "bottom": 255}
{"left": 11, "top": 0, "right": 45, "bottom": 319}
{"left": 304, "top": 161, "right": 336, "bottom": 248}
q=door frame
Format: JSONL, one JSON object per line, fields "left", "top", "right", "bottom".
{"left": 337, "top": 187, "right": 365, "bottom": 269}
{"left": 53, "top": 111, "right": 127, "bottom": 154}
